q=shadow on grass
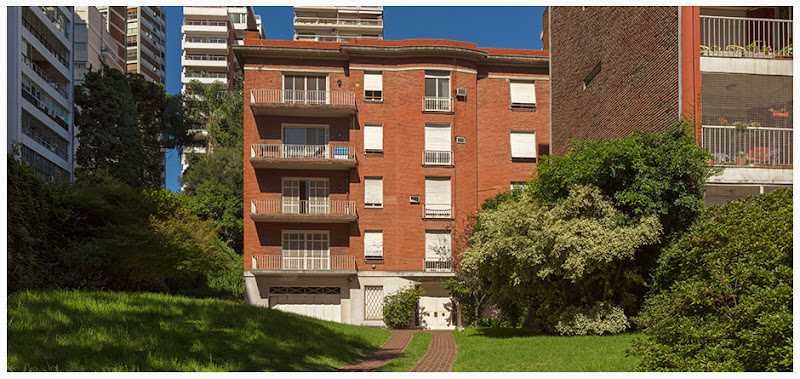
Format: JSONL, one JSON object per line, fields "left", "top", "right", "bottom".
{"left": 466, "top": 327, "right": 544, "bottom": 338}
{"left": 8, "top": 290, "right": 389, "bottom": 371}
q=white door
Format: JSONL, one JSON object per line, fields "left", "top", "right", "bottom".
{"left": 282, "top": 179, "right": 300, "bottom": 213}
{"left": 419, "top": 296, "right": 454, "bottom": 329}
{"left": 308, "top": 179, "right": 330, "bottom": 215}
{"left": 270, "top": 294, "right": 341, "bottom": 322}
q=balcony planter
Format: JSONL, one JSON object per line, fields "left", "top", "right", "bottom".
{"left": 772, "top": 111, "right": 789, "bottom": 118}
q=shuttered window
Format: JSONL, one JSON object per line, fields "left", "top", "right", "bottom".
{"left": 364, "top": 231, "right": 383, "bottom": 259}
{"left": 425, "top": 124, "right": 451, "bottom": 151}
{"left": 364, "top": 123, "right": 383, "bottom": 152}
{"left": 425, "top": 177, "right": 451, "bottom": 206}
{"left": 510, "top": 81, "right": 536, "bottom": 109}
{"left": 425, "top": 231, "right": 451, "bottom": 259}
{"left": 364, "top": 177, "right": 383, "bottom": 207}
{"left": 364, "top": 71, "right": 382, "bottom": 101}
{"left": 510, "top": 131, "right": 537, "bottom": 159}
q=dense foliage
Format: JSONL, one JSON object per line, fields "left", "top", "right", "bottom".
{"left": 630, "top": 189, "right": 793, "bottom": 371}
{"left": 462, "top": 185, "right": 662, "bottom": 334}
{"left": 383, "top": 286, "right": 424, "bottom": 329}
{"left": 443, "top": 275, "right": 487, "bottom": 327}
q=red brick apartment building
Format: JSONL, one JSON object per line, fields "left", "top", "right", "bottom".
{"left": 234, "top": 36, "right": 549, "bottom": 328}
{"left": 544, "top": 6, "right": 793, "bottom": 206}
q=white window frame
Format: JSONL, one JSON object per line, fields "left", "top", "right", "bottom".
{"left": 282, "top": 177, "right": 331, "bottom": 214}
{"left": 281, "top": 73, "right": 329, "bottom": 104}
{"left": 510, "top": 130, "right": 537, "bottom": 160}
{"left": 424, "top": 71, "right": 451, "bottom": 98}
{"left": 510, "top": 80, "right": 536, "bottom": 110}
{"left": 281, "top": 230, "right": 331, "bottom": 270}
{"left": 363, "top": 71, "right": 383, "bottom": 102}
{"left": 364, "top": 230, "right": 384, "bottom": 260}
{"left": 364, "top": 177, "right": 383, "bottom": 208}
{"left": 281, "top": 124, "right": 330, "bottom": 146}
{"left": 425, "top": 230, "right": 452, "bottom": 259}
{"left": 363, "top": 123, "right": 383, "bottom": 153}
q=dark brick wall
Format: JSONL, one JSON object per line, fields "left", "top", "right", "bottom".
{"left": 549, "top": 6, "right": 681, "bottom": 156}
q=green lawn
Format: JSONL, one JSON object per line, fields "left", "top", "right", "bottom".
{"left": 7, "top": 290, "right": 392, "bottom": 371}
{"left": 452, "top": 327, "right": 641, "bottom": 372}
{"left": 377, "top": 332, "right": 433, "bottom": 372}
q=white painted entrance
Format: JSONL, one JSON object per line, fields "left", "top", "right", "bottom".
{"left": 419, "top": 295, "right": 453, "bottom": 329}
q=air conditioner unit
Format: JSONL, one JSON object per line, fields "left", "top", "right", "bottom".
{"left": 455, "top": 136, "right": 466, "bottom": 144}
{"left": 409, "top": 195, "right": 420, "bottom": 204}
{"left": 456, "top": 88, "right": 467, "bottom": 97}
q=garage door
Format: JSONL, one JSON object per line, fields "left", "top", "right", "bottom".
{"left": 269, "top": 287, "right": 342, "bottom": 323}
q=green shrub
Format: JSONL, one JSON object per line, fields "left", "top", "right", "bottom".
{"left": 555, "top": 302, "right": 630, "bottom": 336}
{"left": 383, "top": 286, "right": 424, "bottom": 329}
{"left": 630, "top": 189, "right": 793, "bottom": 371}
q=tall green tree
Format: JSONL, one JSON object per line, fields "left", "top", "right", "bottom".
{"left": 74, "top": 67, "right": 143, "bottom": 187}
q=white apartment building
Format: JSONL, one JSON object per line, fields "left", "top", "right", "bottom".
{"left": 73, "top": 6, "right": 126, "bottom": 85}
{"left": 7, "top": 6, "right": 75, "bottom": 182}
{"left": 125, "top": 6, "right": 167, "bottom": 85}
{"left": 180, "top": 6, "right": 264, "bottom": 176}
{"left": 293, "top": 6, "right": 383, "bottom": 42}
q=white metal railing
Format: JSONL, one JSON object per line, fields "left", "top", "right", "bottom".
{"left": 185, "top": 72, "right": 226, "bottom": 79}
{"left": 294, "top": 16, "right": 383, "bottom": 26}
{"left": 184, "top": 37, "right": 227, "bottom": 44}
{"left": 184, "top": 20, "right": 227, "bottom": 27}
{"left": 250, "top": 89, "right": 356, "bottom": 107}
{"left": 253, "top": 254, "right": 356, "bottom": 271}
{"left": 702, "top": 125, "right": 793, "bottom": 167}
{"left": 424, "top": 258, "right": 453, "bottom": 272}
{"left": 700, "top": 15, "right": 793, "bottom": 58}
{"left": 251, "top": 199, "right": 357, "bottom": 217}
{"left": 184, "top": 55, "right": 226, "bottom": 61}
{"left": 423, "top": 150, "right": 452, "bottom": 165}
{"left": 21, "top": 55, "right": 69, "bottom": 100}
{"left": 251, "top": 143, "right": 355, "bottom": 161}
{"left": 295, "top": 34, "right": 383, "bottom": 42}
{"left": 422, "top": 97, "right": 452, "bottom": 112}
{"left": 423, "top": 204, "right": 453, "bottom": 219}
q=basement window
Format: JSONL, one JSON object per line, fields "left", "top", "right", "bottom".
{"left": 583, "top": 62, "right": 601, "bottom": 90}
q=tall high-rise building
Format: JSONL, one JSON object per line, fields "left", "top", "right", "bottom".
{"left": 8, "top": 6, "right": 75, "bottom": 182}
{"left": 545, "top": 6, "right": 792, "bottom": 206}
{"left": 180, "top": 6, "right": 264, "bottom": 177}
{"left": 125, "top": 6, "right": 167, "bottom": 85}
{"left": 293, "top": 6, "right": 383, "bottom": 42}
{"left": 73, "top": 6, "right": 126, "bottom": 85}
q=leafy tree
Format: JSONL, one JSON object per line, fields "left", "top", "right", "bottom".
{"left": 462, "top": 185, "right": 662, "bottom": 334}
{"left": 182, "top": 72, "right": 243, "bottom": 150}
{"left": 630, "top": 189, "right": 792, "bottom": 371}
{"left": 383, "top": 286, "right": 425, "bottom": 329}
{"left": 189, "top": 180, "right": 244, "bottom": 253}
{"left": 74, "top": 67, "right": 143, "bottom": 187}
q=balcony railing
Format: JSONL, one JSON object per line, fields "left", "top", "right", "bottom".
{"left": 253, "top": 254, "right": 356, "bottom": 271}
{"left": 422, "top": 97, "right": 452, "bottom": 112}
{"left": 700, "top": 15, "right": 793, "bottom": 58}
{"left": 423, "top": 150, "right": 452, "bottom": 165}
{"left": 423, "top": 204, "right": 453, "bottom": 219}
{"left": 251, "top": 89, "right": 356, "bottom": 107}
{"left": 21, "top": 15, "right": 70, "bottom": 68}
{"left": 22, "top": 124, "right": 69, "bottom": 161}
{"left": 21, "top": 55, "right": 69, "bottom": 100}
{"left": 424, "top": 258, "right": 453, "bottom": 272}
{"left": 702, "top": 125, "right": 793, "bottom": 167}
{"left": 184, "top": 20, "right": 227, "bottom": 27}
{"left": 184, "top": 37, "right": 227, "bottom": 44}
{"left": 251, "top": 199, "right": 357, "bottom": 217}
{"left": 295, "top": 34, "right": 383, "bottom": 42}
{"left": 251, "top": 143, "right": 355, "bottom": 161}
{"left": 184, "top": 55, "right": 227, "bottom": 61}
{"left": 295, "top": 17, "right": 383, "bottom": 27}
{"left": 184, "top": 72, "right": 226, "bottom": 79}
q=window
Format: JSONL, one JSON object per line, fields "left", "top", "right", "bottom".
{"left": 282, "top": 125, "right": 328, "bottom": 147}
{"left": 281, "top": 231, "right": 330, "bottom": 270}
{"left": 364, "top": 71, "right": 382, "bottom": 101}
{"left": 510, "top": 81, "right": 536, "bottom": 109}
{"left": 424, "top": 177, "right": 452, "bottom": 218}
{"left": 364, "top": 231, "right": 383, "bottom": 260}
{"left": 282, "top": 178, "right": 330, "bottom": 214}
{"left": 423, "top": 71, "right": 451, "bottom": 111}
{"left": 363, "top": 123, "right": 383, "bottom": 153}
{"left": 364, "top": 177, "right": 383, "bottom": 207}
{"left": 510, "top": 131, "right": 537, "bottom": 159}
{"left": 364, "top": 286, "right": 384, "bottom": 319}
{"left": 583, "top": 62, "right": 601, "bottom": 89}
{"left": 283, "top": 74, "right": 327, "bottom": 104}
{"left": 425, "top": 230, "right": 452, "bottom": 260}
{"left": 424, "top": 123, "right": 452, "bottom": 165}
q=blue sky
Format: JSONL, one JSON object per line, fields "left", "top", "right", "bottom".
{"left": 163, "top": 6, "right": 546, "bottom": 192}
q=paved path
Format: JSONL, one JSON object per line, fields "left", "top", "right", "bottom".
{"left": 411, "top": 330, "right": 457, "bottom": 372}
{"left": 338, "top": 330, "right": 414, "bottom": 372}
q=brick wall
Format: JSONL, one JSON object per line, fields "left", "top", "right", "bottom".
{"left": 549, "top": 6, "right": 681, "bottom": 156}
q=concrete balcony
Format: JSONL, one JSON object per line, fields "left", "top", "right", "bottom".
{"left": 182, "top": 37, "right": 228, "bottom": 53}
{"left": 251, "top": 254, "right": 357, "bottom": 274}
{"left": 250, "top": 199, "right": 357, "bottom": 223}
{"left": 182, "top": 55, "right": 228, "bottom": 68}
{"left": 181, "top": 22, "right": 227, "bottom": 35}
{"left": 250, "top": 89, "right": 356, "bottom": 117}
{"left": 181, "top": 72, "right": 227, "bottom": 85}
{"left": 183, "top": 6, "right": 228, "bottom": 18}
{"left": 294, "top": 16, "right": 383, "bottom": 30}
{"left": 250, "top": 143, "right": 356, "bottom": 170}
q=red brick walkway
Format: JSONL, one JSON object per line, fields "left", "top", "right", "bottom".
{"left": 411, "top": 330, "right": 456, "bottom": 372}
{"left": 338, "top": 330, "right": 414, "bottom": 372}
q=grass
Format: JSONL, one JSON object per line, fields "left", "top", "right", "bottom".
{"left": 451, "top": 327, "right": 642, "bottom": 372}
{"left": 7, "top": 290, "right": 392, "bottom": 372}
{"left": 376, "top": 332, "right": 433, "bottom": 372}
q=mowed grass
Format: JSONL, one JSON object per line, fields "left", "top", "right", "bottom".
{"left": 452, "top": 327, "right": 641, "bottom": 372}
{"left": 377, "top": 332, "right": 433, "bottom": 372}
{"left": 7, "top": 290, "right": 392, "bottom": 372}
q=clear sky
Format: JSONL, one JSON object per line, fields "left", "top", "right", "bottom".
{"left": 163, "top": 6, "right": 546, "bottom": 192}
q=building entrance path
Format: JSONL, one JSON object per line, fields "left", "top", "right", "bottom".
{"left": 338, "top": 329, "right": 414, "bottom": 372}
{"left": 411, "top": 330, "right": 456, "bottom": 372}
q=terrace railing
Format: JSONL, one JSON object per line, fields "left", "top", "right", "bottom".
{"left": 700, "top": 15, "right": 793, "bottom": 58}
{"left": 702, "top": 125, "right": 793, "bottom": 166}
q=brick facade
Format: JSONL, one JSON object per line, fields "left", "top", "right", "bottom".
{"left": 549, "top": 6, "right": 681, "bottom": 156}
